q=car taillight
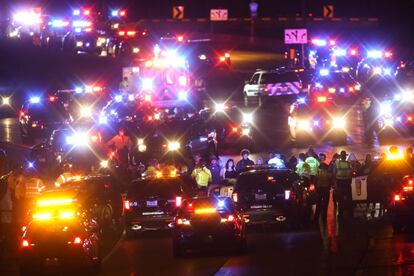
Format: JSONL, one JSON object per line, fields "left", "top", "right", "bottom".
{"left": 403, "top": 186, "right": 414, "bottom": 192}
{"left": 118, "top": 31, "right": 125, "bottom": 36}
{"left": 219, "top": 56, "right": 226, "bottom": 62}
{"left": 175, "top": 196, "right": 182, "bottom": 207}
{"left": 22, "top": 239, "right": 30, "bottom": 248}
{"left": 394, "top": 194, "right": 401, "bottom": 202}
{"left": 227, "top": 215, "right": 235, "bottom": 222}
{"left": 127, "top": 31, "right": 136, "bottom": 37}
{"left": 232, "top": 192, "right": 238, "bottom": 203}
{"left": 317, "top": 96, "right": 327, "bottom": 103}
{"left": 73, "top": 237, "right": 82, "bottom": 244}
{"left": 309, "top": 184, "right": 315, "bottom": 192}
{"left": 124, "top": 200, "right": 130, "bottom": 210}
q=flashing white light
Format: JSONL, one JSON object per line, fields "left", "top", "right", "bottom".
{"left": 241, "top": 127, "right": 251, "bottom": 136}
{"left": 332, "top": 117, "right": 346, "bottom": 129}
{"left": 73, "top": 20, "right": 91, "bottom": 28}
{"left": 178, "top": 91, "right": 188, "bottom": 101}
{"left": 153, "top": 45, "right": 161, "bottom": 55}
{"left": 339, "top": 88, "right": 345, "bottom": 93}
{"left": 178, "top": 76, "right": 187, "bottom": 86}
{"left": 84, "top": 86, "right": 93, "bottom": 93}
{"left": 2, "top": 97, "right": 10, "bottom": 106}
{"left": 128, "top": 94, "right": 135, "bottom": 101}
{"left": 401, "top": 90, "right": 414, "bottom": 102}
{"left": 51, "top": 20, "right": 69, "bottom": 28}
{"left": 111, "top": 10, "right": 119, "bottom": 17}
{"left": 73, "top": 9, "right": 81, "bottom": 16}
{"left": 115, "top": 95, "right": 123, "bottom": 102}
{"left": 199, "top": 54, "right": 207, "bottom": 60}
{"left": 313, "top": 120, "right": 319, "bottom": 126}
{"left": 13, "top": 11, "right": 41, "bottom": 25}
{"left": 315, "top": 82, "right": 323, "bottom": 89}
{"left": 384, "top": 118, "right": 394, "bottom": 127}
{"left": 367, "top": 50, "right": 383, "bottom": 59}
{"left": 168, "top": 141, "right": 180, "bottom": 151}
{"left": 297, "top": 120, "right": 310, "bottom": 130}
{"left": 75, "top": 87, "right": 83, "bottom": 94}
{"left": 217, "top": 200, "right": 225, "bottom": 208}
{"left": 137, "top": 138, "right": 144, "bottom": 145}
{"left": 75, "top": 28, "right": 81, "bottom": 33}
{"left": 333, "top": 48, "right": 346, "bottom": 56}
{"left": 100, "top": 160, "right": 109, "bottom": 168}
{"left": 76, "top": 41, "right": 83, "bottom": 47}
{"left": 311, "top": 39, "right": 327, "bottom": 46}
{"left": 215, "top": 103, "right": 226, "bottom": 113}
{"left": 99, "top": 115, "right": 108, "bottom": 124}
{"left": 142, "top": 78, "right": 153, "bottom": 90}
{"left": 383, "top": 68, "right": 392, "bottom": 75}
{"left": 132, "top": 47, "right": 140, "bottom": 53}
{"left": 242, "top": 113, "right": 253, "bottom": 124}
{"left": 319, "top": 69, "right": 329, "bottom": 76}
{"left": 355, "top": 84, "right": 361, "bottom": 91}
{"left": 80, "top": 106, "right": 93, "bottom": 118}
{"left": 298, "top": 97, "right": 306, "bottom": 104}
{"left": 380, "top": 102, "right": 392, "bottom": 116}
{"left": 66, "top": 131, "right": 89, "bottom": 147}
{"left": 342, "top": 67, "right": 350, "bottom": 73}
{"left": 29, "top": 97, "right": 40, "bottom": 104}
{"left": 373, "top": 67, "right": 382, "bottom": 75}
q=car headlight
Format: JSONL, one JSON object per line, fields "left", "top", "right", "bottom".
{"left": 332, "top": 117, "right": 346, "bottom": 129}
{"left": 2, "top": 97, "right": 10, "bottom": 106}
{"left": 297, "top": 120, "right": 310, "bottom": 130}
{"left": 215, "top": 103, "right": 226, "bottom": 113}
{"left": 66, "top": 131, "right": 89, "bottom": 147}
{"left": 76, "top": 41, "right": 83, "bottom": 47}
{"left": 133, "top": 47, "right": 140, "bottom": 53}
{"left": 242, "top": 113, "right": 253, "bottom": 124}
{"left": 241, "top": 127, "right": 251, "bottom": 136}
{"left": 80, "top": 106, "right": 93, "bottom": 118}
{"left": 168, "top": 141, "right": 180, "bottom": 151}
{"left": 100, "top": 160, "right": 109, "bottom": 168}
{"left": 384, "top": 118, "right": 394, "bottom": 127}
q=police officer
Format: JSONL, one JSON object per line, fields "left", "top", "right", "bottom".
{"left": 334, "top": 150, "right": 353, "bottom": 219}
{"left": 191, "top": 159, "right": 212, "bottom": 196}
{"left": 55, "top": 163, "right": 74, "bottom": 187}
{"left": 296, "top": 153, "right": 311, "bottom": 179}
{"left": 315, "top": 162, "right": 332, "bottom": 223}
{"left": 305, "top": 153, "right": 320, "bottom": 183}
{"left": 119, "top": 76, "right": 130, "bottom": 93}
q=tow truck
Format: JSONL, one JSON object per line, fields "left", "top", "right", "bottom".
{"left": 288, "top": 96, "right": 348, "bottom": 145}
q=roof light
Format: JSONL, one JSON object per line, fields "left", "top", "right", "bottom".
{"left": 194, "top": 208, "right": 216, "bottom": 214}
{"left": 80, "top": 106, "right": 93, "bottom": 118}
{"left": 51, "top": 20, "right": 69, "bottom": 28}
{"left": 311, "top": 39, "right": 327, "bottom": 46}
{"left": 29, "top": 97, "right": 40, "bottom": 104}
{"left": 215, "top": 103, "right": 226, "bottom": 113}
{"left": 328, "top": 87, "right": 336, "bottom": 93}
{"left": 367, "top": 50, "right": 383, "bottom": 59}
{"left": 242, "top": 113, "right": 253, "bottom": 124}
{"left": 99, "top": 115, "right": 108, "bottom": 124}
{"left": 380, "top": 102, "right": 392, "bottom": 115}
{"left": 73, "top": 9, "right": 80, "bottom": 16}
{"left": 329, "top": 40, "right": 336, "bottom": 46}
{"left": 332, "top": 117, "right": 346, "bottom": 129}
{"left": 128, "top": 94, "right": 135, "bottom": 101}
{"left": 333, "top": 48, "right": 346, "bottom": 56}
{"left": 142, "top": 78, "right": 153, "bottom": 90}
{"left": 350, "top": 49, "right": 358, "bottom": 56}
{"left": 319, "top": 69, "right": 329, "bottom": 76}
{"left": 83, "top": 10, "right": 90, "bottom": 16}
{"left": 168, "top": 141, "right": 180, "bottom": 151}
{"left": 111, "top": 10, "right": 119, "bottom": 17}
{"left": 115, "top": 95, "right": 123, "bottom": 102}
{"left": 178, "top": 76, "right": 187, "bottom": 86}
{"left": 384, "top": 51, "right": 393, "bottom": 58}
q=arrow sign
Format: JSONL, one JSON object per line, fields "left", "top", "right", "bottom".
{"left": 284, "top": 29, "right": 308, "bottom": 44}
{"left": 323, "top": 5, "right": 334, "bottom": 17}
{"left": 210, "top": 9, "right": 228, "bottom": 21}
{"left": 173, "top": 6, "right": 184, "bottom": 20}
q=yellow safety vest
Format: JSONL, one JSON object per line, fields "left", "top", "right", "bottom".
{"left": 191, "top": 167, "right": 212, "bottom": 187}
{"left": 296, "top": 161, "right": 311, "bottom": 178}
{"left": 305, "top": 157, "right": 320, "bottom": 176}
{"left": 336, "top": 160, "right": 352, "bottom": 180}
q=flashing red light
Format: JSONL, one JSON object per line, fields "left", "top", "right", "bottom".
{"left": 219, "top": 56, "right": 226, "bottom": 62}
{"left": 124, "top": 200, "right": 130, "bottom": 210}
{"left": 177, "top": 36, "right": 184, "bottom": 42}
{"left": 20, "top": 111, "right": 25, "bottom": 117}
{"left": 127, "top": 31, "right": 136, "bottom": 37}
{"left": 384, "top": 51, "right": 393, "bottom": 58}
{"left": 232, "top": 192, "right": 238, "bottom": 203}
{"left": 84, "top": 10, "right": 90, "bottom": 16}
{"left": 329, "top": 40, "right": 336, "bottom": 46}
{"left": 394, "top": 194, "right": 401, "bottom": 201}
{"left": 49, "top": 96, "right": 56, "bottom": 102}
{"left": 408, "top": 116, "right": 413, "bottom": 122}
{"left": 73, "top": 237, "right": 82, "bottom": 244}
{"left": 232, "top": 127, "right": 238, "bottom": 132}
{"left": 93, "top": 86, "right": 102, "bottom": 92}
{"left": 309, "top": 184, "right": 316, "bottom": 192}
{"left": 403, "top": 185, "right": 414, "bottom": 192}
{"left": 22, "top": 239, "right": 29, "bottom": 248}
{"left": 118, "top": 31, "right": 125, "bottom": 36}
{"left": 348, "top": 87, "right": 354, "bottom": 92}
{"left": 147, "top": 115, "right": 153, "bottom": 121}
{"left": 120, "top": 10, "right": 126, "bottom": 17}
{"left": 350, "top": 49, "right": 358, "bottom": 56}
{"left": 142, "top": 31, "right": 147, "bottom": 36}
{"left": 175, "top": 196, "right": 182, "bottom": 207}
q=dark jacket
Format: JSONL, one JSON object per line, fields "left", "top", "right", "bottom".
{"left": 236, "top": 158, "right": 255, "bottom": 172}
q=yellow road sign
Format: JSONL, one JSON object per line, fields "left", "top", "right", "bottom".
{"left": 173, "top": 6, "right": 184, "bottom": 20}
{"left": 323, "top": 5, "right": 334, "bottom": 17}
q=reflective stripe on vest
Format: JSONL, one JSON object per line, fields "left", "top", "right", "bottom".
{"left": 336, "top": 161, "right": 352, "bottom": 179}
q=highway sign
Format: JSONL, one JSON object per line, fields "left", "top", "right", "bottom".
{"left": 323, "top": 5, "right": 334, "bottom": 17}
{"left": 284, "top": 29, "right": 308, "bottom": 44}
{"left": 210, "top": 9, "right": 228, "bottom": 21}
{"left": 173, "top": 6, "right": 184, "bottom": 20}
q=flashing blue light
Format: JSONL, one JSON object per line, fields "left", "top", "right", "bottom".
{"left": 111, "top": 10, "right": 119, "bottom": 17}
{"left": 75, "top": 27, "right": 82, "bottom": 33}
{"left": 217, "top": 200, "right": 225, "bottom": 208}
{"left": 339, "top": 88, "right": 345, "bottom": 93}
{"left": 333, "top": 48, "right": 346, "bottom": 57}
{"left": 383, "top": 68, "right": 392, "bottom": 75}
{"left": 313, "top": 120, "right": 319, "bottom": 126}
{"left": 29, "top": 97, "right": 40, "bottom": 104}
{"left": 298, "top": 97, "right": 306, "bottom": 104}
{"left": 319, "top": 69, "right": 329, "bottom": 76}
{"left": 73, "top": 9, "right": 80, "bottom": 16}
{"left": 75, "top": 87, "right": 83, "bottom": 94}
{"left": 115, "top": 95, "right": 123, "bottom": 102}
{"left": 27, "top": 161, "right": 34, "bottom": 169}
{"left": 178, "top": 91, "right": 188, "bottom": 101}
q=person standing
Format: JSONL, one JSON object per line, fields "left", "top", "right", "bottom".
{"left": 209, "top": 157, "right": 221, "bottom": 186}
{"left": 236, "top": 149, "right": 255, "bottom": 172}
{"left": 296, "top": 153, "right": 311, "bottom": 179}
{"left": 221, "top": 159, "right": 238, "bottom": 180}
{"left": 191, "top": 160, "right": 212, "bottom": 196}
{"left": 314, "top": 162, "right": 332, "bottom": 223}
{"left": 305, "top": 153, "right": 320, "bottom": 183}
{"left": 334, "top": 150, "right": 353, "bottom": 219}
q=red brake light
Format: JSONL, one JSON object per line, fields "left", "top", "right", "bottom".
{"left": 232, "top": 192, "right": 238, "bottom": 203}
{"left": 124, "top": 200, "right": 130, "bottom": 210}
{"left": 309, "top": 184, "right": 315, "bottom": 192}
{"left": 227, "top": 215, "right": 235, "bottom": 222}
{"left": 177, "top": 36, "right": 184, "bottom": 42}
{"left": 120, "top": 10, "right": 126, "bottom": 17}
{"left": 73, "top": 237, "right": 82, "bottom": 244}
{"left": 219, "top": 56, "right": 226, "bottom": 62}
{"left": 394, "top": 194, "right": 401, "bottom": 201}
{"left": 175, "top": 196, "right": 182, "bottom": 207}
{"left": 317, "top": 96, "right": 327, "bottom": 103}
{"left": 84, "top": 10, "right": 90, "bottom": 16}
{"left": 22, "top": 239, "right": 29, "bottom": 248}
{"left": 118, "top": 31, "right": 125, "bottom": 36}
{"left": 127, "top": 31, "right": 136, "bottom": 37}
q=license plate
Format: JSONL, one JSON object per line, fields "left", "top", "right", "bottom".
{"left": 255, "top": 193, "right": 267, "bottom": 201}
{"left": 146, "top": 200, "right": 158, "bottom": 207}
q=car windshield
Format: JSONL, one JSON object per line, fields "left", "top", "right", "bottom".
{"left": 316, "top": 72, "right": 355, "bottom": 85}
{"left": 261, "top": 72, "right": 298, "bottom": 83}
{"left": 236, "top": 170, "right": 298, "bottom": 193}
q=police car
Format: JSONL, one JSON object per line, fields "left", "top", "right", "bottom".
{"left": 171, "top": 196, "right": 246, "bottom": 256}
{"left": 107, "top": 28, "right": 152, "bottom": 59}
{"left": 288, "top": 96, "right": 348, "bottom": 145}
{"left": 390, "top": 175, "right": 414, "bottom": 233}
{"left": 232, "top": 165, "right": 313, "bottom": 227}
{"left": 20, "top": 176, "right": 122, "bottom": 274}
{"left": 19, "top": 96, "right": 71, "bottom": 143}
{"left": 243, "top": 69, "right": 303, "bottom": 106}
{"left": 124, "top": 170, "right": 196, "bottom": 236}
{"left": 356, "top": 49, "right": 397, "bottom": 83}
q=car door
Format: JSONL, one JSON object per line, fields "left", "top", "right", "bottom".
{"left": 244, "top": 73, "right": 261, "bottom": 96}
